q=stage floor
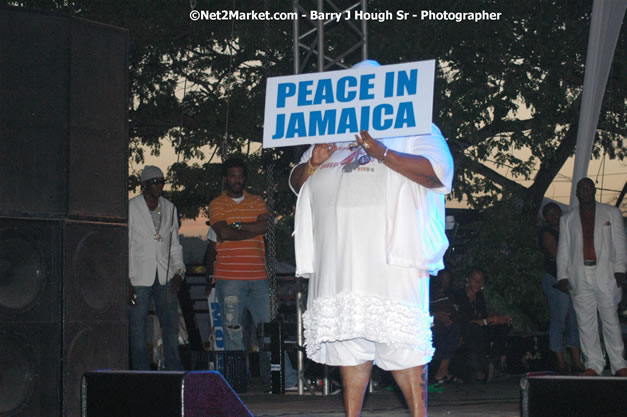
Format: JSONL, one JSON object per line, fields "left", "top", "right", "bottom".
{"left": 239, "top": 376, "right": 520, "bottom": 417}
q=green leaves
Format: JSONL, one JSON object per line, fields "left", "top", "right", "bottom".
{"left": 463, "top": 195, "right": 547, "bottom": 332}
{"left": 13, "top": 0, "right": 624, "bottom": 270}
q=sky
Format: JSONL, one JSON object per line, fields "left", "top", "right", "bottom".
{"left": 133, "top": 139, "right": 626, "bottom": 239}
{"left": 129, "top": 2, "right": 626, "bottom": 239}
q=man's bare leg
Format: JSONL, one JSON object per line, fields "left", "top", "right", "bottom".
{"left": 391, "top": 365, "right": 427, "bottom": 417}
{"left": 570, "top": 347, "right": 584, "bottom": 372}
{"left": 340, "top": 361, "right": 373, "bottom": 417}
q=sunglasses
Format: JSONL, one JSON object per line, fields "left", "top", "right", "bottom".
{"left": 146, "top": 178, "right": 165, "bottom": 185}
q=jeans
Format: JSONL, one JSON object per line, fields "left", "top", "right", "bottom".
{"left": 541, "top": 272, "right": 580, "bottom": 352}
{"left": 284, "top": 352, "right": 298, "bottom": 387}
{"left": 216, "top": 279, "right": 271, "bottom": 384}
{"left": 462, "top": 323, "right": 489, "bottom": 376}
{"left": 432, "top": 322, "right": 461, "bottom": 360}
{"left": 129, "top": 276, "right": 183, "bottom": 370}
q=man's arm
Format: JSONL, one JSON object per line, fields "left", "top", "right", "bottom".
{"left": 610, "top": 206, "right": 626, "bottom": 286}
{"left": 212, "top": 211, "right": 269, "bottom": 242}
{"left": 289, "top": 143, "right": 337, "bottom": 193}
{"left": 555, "top": 216, "right": 571, "bottom": 293}
{"left": 289, "top": 163, "right": 309, "bottom": 194}
{"left": 128, "top": 200, "right": 137, "bottom": 304}
{"left": 355, "top": 130, "right": 444, "bottom": 189}
{"left": 168, "top": 205, "right": 186, "bottom": 293}
{"left": 383, "top": 151, "right": 443, "bottom": 189}
{"left": 541, "top": 230, "right": 559, "bottom": 258}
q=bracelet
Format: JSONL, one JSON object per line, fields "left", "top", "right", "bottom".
{"left": 381, "top": 147, "right": 389, "bottom": 162}
{"left": 307, "top": 159, "right": 320, "bottom": 176}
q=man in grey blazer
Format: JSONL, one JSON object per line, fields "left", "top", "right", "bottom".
{"left": 556, "top": 177, "right": 626, "bottom": 376}
{"left": 128, "top": 165, "right": 186, "bottom": 370}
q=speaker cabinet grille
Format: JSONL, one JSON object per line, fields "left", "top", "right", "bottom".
{"left": 0, "top": 218, "right": 128, "bottom": 417}
{"left": 63, "top": 323, "right": 128, "bottom": 417}
{"left": 0, "top": 323, "right": 60, "bottom": 417}
{"left": 0, "top": 7, "right": 128, "bottom": 221}
{"left": 0, "top": 219, "right": 61, "bottom": 321}
{"left": 63, "top": 221, "right": 127, "bottom": 322}
{"left": 68, "top": 19, "right": 128, "bottom": 220}
{"left": 0, "top": 10, "right": 70, "bottom": 218}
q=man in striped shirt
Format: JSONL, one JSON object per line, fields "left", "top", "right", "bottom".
{"left": 208, "top": 157, "right": 271, "bottom": 381}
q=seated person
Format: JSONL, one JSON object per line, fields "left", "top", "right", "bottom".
{"left": 430, "top": 269, "right": 461, "bottom": 384}
{"left": 452, "top": 267, "right": 512, "bottom": 382}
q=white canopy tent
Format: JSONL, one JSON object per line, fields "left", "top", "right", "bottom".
{"left": 569, "top": 0, "right": 626, "bottom": 208}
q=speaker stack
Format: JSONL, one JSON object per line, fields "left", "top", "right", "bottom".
{"left": 0, "top": 6, "right": 129, "bottom": 417}
{"left": 82, "top": 371, "right": 254, "bottom": 417}
{"left": 521, "top": 373, "right": 627, "bottom": 417}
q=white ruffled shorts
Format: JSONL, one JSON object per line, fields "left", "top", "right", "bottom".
{"left": 320, "top": 337, "right": 431, "bottom": 370}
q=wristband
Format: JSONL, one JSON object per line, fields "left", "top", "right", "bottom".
{"left": 381, "top": 147, "right": 389, "bottom": 162}
{"left": 307, "top": 159, "right": 319, "bottom": 176}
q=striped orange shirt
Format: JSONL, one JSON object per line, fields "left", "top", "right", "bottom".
{"left": 208, "top": 191, "right": 268, "bottom": 280}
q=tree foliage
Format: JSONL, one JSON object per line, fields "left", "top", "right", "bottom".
{"left": 461, "top": 196, "right": 548, "bottom": 332}
{"left": 368, "top": 0, "right": 625, "bottom": 212}
{"left": 10, "top": 0, "right": 624, "bottom": 213}
{"left": 7, "top": 0, "right": 625, "bottom": 327}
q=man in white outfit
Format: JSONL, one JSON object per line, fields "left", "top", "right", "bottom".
{"left": 128, "top": 165, "right": 186, "bottom": 370}
{"left": 556, "top": 177, "right": 626, "bottom": 376}
{"left": 290, "top": 60, "right": 454, "bottom": 417}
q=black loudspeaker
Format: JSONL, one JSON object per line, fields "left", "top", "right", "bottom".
{"left": 263, "top": 319, "right": 285, "bottom": 394}
{"left": 81, "top": 371, "right": 254, "bottom": 417}
{"left": 0, "top": 218, "right": 129, "bottom": 417}
{"left": 1, "top": 7, "right": 128, "bottom": 416}
{"left": 520, "top": 373, "right": 627, "bottom": 417}
{"left": 0, "top": 219, "right": 61, "bottom": 416}
{"left": 62, "top": 221, "right": 128, "bottom": 417}
{"left": 0, "top": 6, "right": 128, "bottom": 221}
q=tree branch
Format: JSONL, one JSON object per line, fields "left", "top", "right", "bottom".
{"left": 448, "top": 118, "right": 538, "bottom": 154}
{"left": 458, "top": 154, "right": 527, "bottom": 193}
{"left": 528, "top": 93, "right": 584, "bottom": 209}
{"left": 528, "top": 122, "right": 578, "bottom": 207}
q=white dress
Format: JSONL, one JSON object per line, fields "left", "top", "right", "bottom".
{"left": 291, "top": 125, "right": 454, "bottom": 364}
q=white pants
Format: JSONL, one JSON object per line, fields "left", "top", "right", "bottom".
{"left": 571, "top": 266, "right": 626, "bottom": 374}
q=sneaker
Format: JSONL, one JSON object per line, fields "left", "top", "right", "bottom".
{"left": 427, "top": 383, "right": 444, "bottom": 393}
{"left": 435, "top": 375, "right": 463, "bottom": 384}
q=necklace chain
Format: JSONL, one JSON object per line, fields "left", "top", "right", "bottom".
{"left": 150, "top": 203, "right": 163, "bottom": 241}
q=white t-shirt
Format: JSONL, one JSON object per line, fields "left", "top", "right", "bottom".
{"left": 291, "top": 125, "right": 453, "bottom": 363}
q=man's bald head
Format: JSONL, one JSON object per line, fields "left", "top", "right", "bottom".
{"left": 576, "top": 177, "right": 596, "bottom": 205}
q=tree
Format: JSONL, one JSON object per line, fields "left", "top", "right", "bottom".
{"left": 369, "top": 0, "right": 624, "bottom": 210}
{"left": 11, "top": 0, "right": 624, "bottom": 213}
{"left": 8, "top": 0, "right": 624, "bottom": 328}
{"left": 362, "top": 0, "right": 624, "bottom": 330}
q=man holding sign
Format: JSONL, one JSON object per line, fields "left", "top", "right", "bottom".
{"left": 289, "top": 61, "right": 453, "bottom": 417}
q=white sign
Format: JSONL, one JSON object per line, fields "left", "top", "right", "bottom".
{"left": 208, "top": 292, "right": 224, "bottom": 351}
{"left": 263, "top": 60, "right": 435, "bottom": 148}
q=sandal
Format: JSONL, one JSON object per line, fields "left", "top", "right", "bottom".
{"left": 435, "top": 375, "right": 463, "bottom": 384}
